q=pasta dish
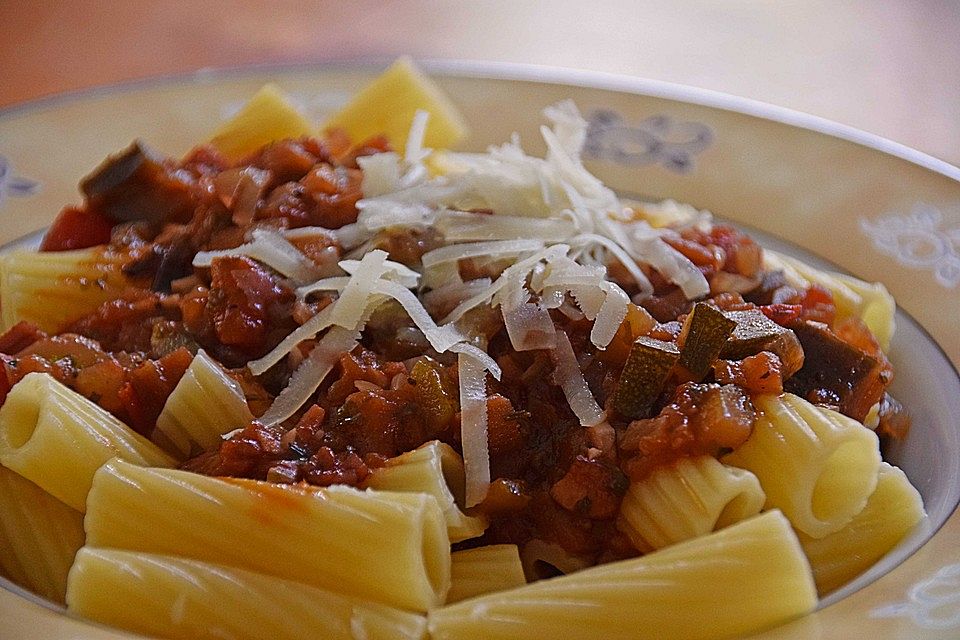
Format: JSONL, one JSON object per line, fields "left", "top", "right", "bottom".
{"left": 0, "top": 59, "right": 926, "bottom": 640}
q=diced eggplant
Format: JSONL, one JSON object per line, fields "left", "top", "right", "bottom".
{"left": 677, "top": 302, "right": 737, "bottom": 379}
{"left": 785, "top": 320, "right": 891, "bottom": 422}
{"left": 81, "top": 141, "right": 194, "bottom": 225}
{"left": 612, "top": 336, "right": 680, "bottom": 419}
{"left": 720, "top": 309, "right": 804, "bottom": 377}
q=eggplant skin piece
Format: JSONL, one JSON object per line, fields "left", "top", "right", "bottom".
{"left": 785, "top": 320, "right": 891, "bottom": 422}
{"left": 81, "top": 140, "right": 195, "bottom": 225}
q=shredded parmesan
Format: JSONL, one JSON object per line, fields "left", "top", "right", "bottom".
{"left": 549, "top": 331, "right": 604, "bottom": 427}
{"left": 458, "top": 350, "right": 491, "bottom": 508}
{"left": 259, "top": 327, "right": 360, "bottom": 426}
{"left": 193, "top": 228, "right": 324, "bottom": 284}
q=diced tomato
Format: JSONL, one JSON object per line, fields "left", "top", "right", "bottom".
{"left": 40, "top": 206, "right": 114, "bottom": 252}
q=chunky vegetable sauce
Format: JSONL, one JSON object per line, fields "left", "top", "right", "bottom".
{"left": 1, "top": 131, "right": 906, "bottom": 570}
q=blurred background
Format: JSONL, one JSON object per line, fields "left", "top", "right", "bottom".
{"left": 2, "top": 0, "right": 958, "bottom": 165}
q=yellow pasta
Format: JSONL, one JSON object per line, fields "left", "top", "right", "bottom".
{"left": 153, "top": 350, "right": 254, "bottom": 459}
{"left": 0, "top": 247, "right": 132, "bottom": 332}
{"left": 723, "top": 393, "right": 881, "bottom": 539}
{"left": 428, "top": 510, "right": 817, "bottom": 640}
{"left": 0, "top": 373, "right": 176, "bottom": 511}
{"left": 447, "top": 545, "right": 526, "bottom": 604}
{"left": 66, "top": 548, "right": 427, "bottom": 640}
{"left": 763, "top": 250, "right": 895, "bottom": 350}
{"left": 84, "top": 459, "right": 450, "bottom": 611}
{"left": 798, "top": 462, "right": 926, "bottom": 595}
{"left": 618, "top": 456, "right": 765, "bottom": 553}
{"left": 323, "top": 57, "right": 468, "bottom": 152}
{"left": 208, "top": 83, "right": 316, "bottom": 162}
{"left": 364, "top": 440, "right": 487, "bottom": 543}
{"left": 0, "top": 466, "right": 84, "bottom": 603}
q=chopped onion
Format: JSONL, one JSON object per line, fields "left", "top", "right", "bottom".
{"left": 550, "top": 331, "right": 604, "bottom": 427}
{"left": 258, "top": 327, "right": 359, "bottom": 426}
{"left": 458, "top": 350, "right": 491, "bottom": 507}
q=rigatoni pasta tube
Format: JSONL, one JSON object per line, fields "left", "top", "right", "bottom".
{"left": 447, "top": 545, "right": 526, "bottom": 604}
{"left": 365, "top": 440, "right": 487, "bottom": 542}
{"left": 0, "top": 247, "right": 131, "bottom": 332}
{"left": 0, "top": 466, "right": 85, "bottom": 603}
{"left": 428, "top": 510, "right": 816, "bottom": 640}
{"left": 84, "top": 459, "right": 450, "bottom": 611}
{"left": 798, "top": 462, "right": 926, "bottom": 595}
{"left": 0, "top": 373, "right": 176, "bottom": 511}
{"left": 66, "top": 548, "right": 427, "bottom": 640}
{"left": 153, "top": 350, "right": 254, "bottom": 459}
{"left": 723, "top": 393, "right": 880, "bottom": 538}
{"left": 618, "top": 455, "right": 765, "bottom": 552}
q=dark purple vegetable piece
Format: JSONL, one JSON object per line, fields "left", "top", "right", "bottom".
{"left": 612, "top": 336, "right": 680, "bottom": 419}
{"left": 678, "top": 303, "right": 737, "bottom": 380}
{"left": 720, "top": 309, "right": 804, "bottom": 377}
{"left": 785, "top": 320, "right": 891, "bottom": 422}
{"left": 81, "top": 140, "right": 194, "bottom": 225}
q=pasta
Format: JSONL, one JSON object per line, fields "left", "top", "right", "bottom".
{"left": 0, "top": 466, "right": 84, "bottom": 603}
{"left": 84, "top": 459, "right": 450, "bottom": 611}
{"left": 66, "top": 548, "right": 427, "bottom": 640}
{"left": 0, "top": 247, "right": 131, "bottom": 332}
{"left": 153, "top": 349, "right": 255, "bottom": 459}
{"left": 0, "top": 372, "right": 175, "bottom": 511}
{"left": 447, "top": 545, "right": 526, "bottom": 604}
{"left": 364, "top": 440, "right": 488, "bottom": 543}
{"left": 0, "top": 61, "right": 927, "bottom": 640}
{"left": 617, "top": 455, "right": 766, "bottom": 552}
{"left": 428, "top": 510, "right": 817, "bottom": 640}
{"left": 723, "top": 393, "right": 881, "bottom": 538}
{"left": 797, "top": 462, "right": 926, "bottom": 595}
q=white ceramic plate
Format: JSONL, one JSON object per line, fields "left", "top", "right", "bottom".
{"left": 0, "top": 60, "right": 958, "bottom": 639}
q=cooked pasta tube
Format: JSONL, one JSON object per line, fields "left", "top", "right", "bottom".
{"left": 0, "top": 466, "right": 85, "bottom": 603}
{"left": 428, "top": 510, "right": 817, "bottom": 640}
{"left": 153, "top": 350, "right": 254, "bottom": 459}
{"left": 0, "top": 248, "right": 131, "bottom": 332}
{"left": 0, "top": 373, "right": 176, "bottom": 511}
{"left": 447, "top": 545, "right": 526, "bottom": 604}
{"left": 617, "top": 456, "right": 765, "bottom": 552}
{"left": 763, "top": 250, "right": 895, "bottom": 350}
{"left": 364, "top": 440, "right": 487, "bottom": 543}
{"left": 66, "top": 548, "right": 427, "bottom": 640}
{"left": 723, "top": 393, "right": 881, "bottom": 539}
{"left": 84, "top": 460, "right": 450, "bottom": 611}
{"left": 798, "top": 462, "right": 925, "bottom": 595}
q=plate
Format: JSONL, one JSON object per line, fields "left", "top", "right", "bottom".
{"left": 1, "top": 60, "right": 959, "bottom": 639}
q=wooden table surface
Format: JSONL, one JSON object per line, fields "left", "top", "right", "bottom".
{"left": 2, "top": 0, "right": 958, "bottom": 165}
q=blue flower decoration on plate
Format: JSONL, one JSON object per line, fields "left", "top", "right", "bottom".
{"left": 0, "top": 155, "right": 41, "bottom": 210}
{"left": 584, "top": 110, "right": 713, "bottom": 173}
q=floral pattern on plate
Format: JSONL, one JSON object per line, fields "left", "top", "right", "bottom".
{"left": 0, "top": 155, "right": 40, "bottom": 210}
{"left": 860, "top": 203, "right": 960, "bottom": 289}
{"left": 584, "top": 110, "right": 713, "bottom": 173}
